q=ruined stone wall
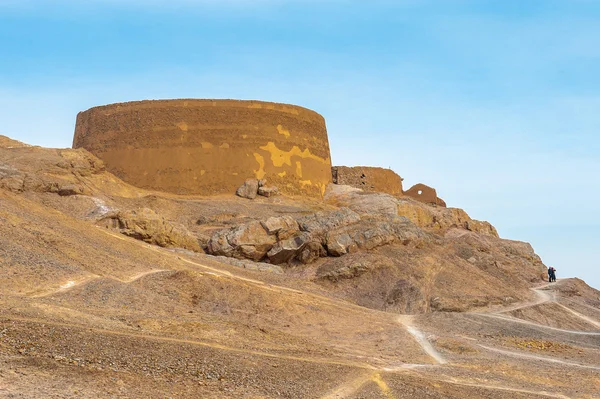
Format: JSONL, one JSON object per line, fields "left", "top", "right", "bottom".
{"left": 403, "top": 183, "right": 446, "bottom": 207}
{"left": 73, "top": 99, "right": 332, "bottom": 197}
{"left": 331, "top": 166, "right": 403, "bottom": 195}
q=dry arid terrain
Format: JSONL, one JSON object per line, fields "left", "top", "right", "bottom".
{"left": 1, "top": 136, "right": 599, "bottom": 398}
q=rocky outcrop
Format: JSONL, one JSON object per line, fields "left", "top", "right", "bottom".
{"left": 325, "top": 184, "right": 499, "bottom": 237}
{"left": 207, "top": 207, "right": 427, "bottom": 265}
{"left": 0, "top": 145, "right": 105, "bottom": 195}
{"left": 207, "top": 220, "right": 278, "bottom": 261}
{"left": 0, "top": 135, "right": 30, "bottom": 148}
{"left": 100, "top": 208, "right": 202, "bottom": 252}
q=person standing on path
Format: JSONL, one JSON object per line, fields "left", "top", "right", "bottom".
{"left": 548, "top": 267, "right": 557, "bottom": 282}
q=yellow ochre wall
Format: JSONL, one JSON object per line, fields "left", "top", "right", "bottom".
{"left": 73, "top": 99, "right": 333, "bottom": 197}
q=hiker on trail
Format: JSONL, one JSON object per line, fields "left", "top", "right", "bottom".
{"left": 548, "top": 267, "right": 557, "bottom": 282}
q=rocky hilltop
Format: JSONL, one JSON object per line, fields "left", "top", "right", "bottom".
{"left": 1, "top": 119, "right": 599, "bottom": 398}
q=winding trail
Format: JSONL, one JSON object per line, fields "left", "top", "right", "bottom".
{"left": 30, "top": 269, "right": 169, "bottom": 298}
{"left": 554, "top": 302, "right": 600, "bottom": 329}
{"left": 484, "top": 279, "right": 600, "bottom": 332}
{"left": 470, "top": 313, "right": 600, "bottom": 336}
{"left": 397, "top": 316, "right": 447, "bottom": 365}
{"left": 493, "top": 282, "right": 555, "bottom": 314}
{"left": 440, "top": 377, "right": 572, "bottom": 399}
{"left": 478, "top": 344, "right": 600, "bottom": 370}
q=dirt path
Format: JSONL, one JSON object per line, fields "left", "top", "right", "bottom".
{"left": 473, "top": 279, "right": 600, "bottom": 334}
{"left": 554, "top": 302, "right": 600, "bottom": 329}
{"left": 493, "top": 282, "right": 556, "bottom": 314}
{"left": 29, "top": 269, "right": 169, "bottom": 298}
{"left": 471, "top": 313, "right": 600, "bottom": 336}
{"left": 98, "top": 228, "right": 396, "bottom": 317}
{"left": 320, "top": 372, "right": 375, "bottom": 399}
{"left": 441, "top": 376, "right": 572, "bottom": 399}
{"left": 397, "top": 316, "right": 447, "bottom": 365}
{"left": 478, "top": 344, "right": 600, "bottom": 370}
{"left": 29, "top": 275, "right": 99, "bottom": 298}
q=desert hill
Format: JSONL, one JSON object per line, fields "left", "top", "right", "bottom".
{"left": 1, "top": 135, "right": 599, "bottom": 398}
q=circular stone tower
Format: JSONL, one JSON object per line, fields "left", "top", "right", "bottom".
{"left": 73, "top": 99, "right": 332, "bottom": 197}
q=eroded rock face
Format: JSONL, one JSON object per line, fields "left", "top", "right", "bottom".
{"left": 0, "top": 146, "right": 104, "bottom": 195}
{"left": 0, "top": 135, "right": 30, "bottom": 148}
{"left": 325, "top": 215, "right": 426, "bottom": 256}
{"left": 325, "top": 184, "right": 499, "bottom": 238}
{"left": 297, "top": 207, "right": 361, "bottom": 236}
{"left": 206, "top": 207, "right": 426, "bottom": 265}
{"left": 100, "top": 208, "right": 202, "bottom": 253}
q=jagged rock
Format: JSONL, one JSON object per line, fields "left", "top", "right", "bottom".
{"left": 267, "top": 233, "right": 311, "bottom": 264}
{"left": 207, "top": 208, "right": 427, "bottom": 265}
{"left": 325, "top": 184, "right": 398, "bottom": 216}
{"left": 261, "top": 216, "right": 298, "bottom": 240}
{"left": 465, "top": 219, "right": 499, "bottom": 237}
{"left": 236, "top": 179, "right": 259, "bottom": 199}
{"left": 208, "top": 220, "right": 276, "bottom": 261}
{"left": 326, "top": 233, "right": 357, "bottom": 256}
{"left": 297, "top": 207, "right": 361, "bottom": 237}
{"left": 258, "top": 185, "right": 279, "bottom": 197}
{"left": 297, "top": 241, "right": 326, "bottom": 264}
{"left": 326, "top": 215, "right": 426, "bottom": 254}
{"left": 206, "top": 229, "right": 234, "bottom": 257}
{"left": 102, "top": 208, "right": 202, "bottom": 252}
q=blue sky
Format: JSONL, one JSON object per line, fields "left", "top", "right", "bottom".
{"left": 1, "top": 0, "right": 599, "bottom": 288}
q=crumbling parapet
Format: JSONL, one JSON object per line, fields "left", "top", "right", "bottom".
{"left": 331, "top": 166, "right": 403, "bottom": 195}
{"left": 403, "top": 183, "right": 446, "bottom": 207}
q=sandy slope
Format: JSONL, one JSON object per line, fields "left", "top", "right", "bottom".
{"left": 1, "top": 138, "right": 599, "bottom": 398}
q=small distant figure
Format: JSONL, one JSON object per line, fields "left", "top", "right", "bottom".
{"left": 548, "top": 267, "right": 557, "bottom": 282}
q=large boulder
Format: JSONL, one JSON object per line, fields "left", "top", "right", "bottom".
{"left": 267, "top": 233, "right": 312, "bottom": 264}
{"left": 258, "top": 185, "right": 279, "bottom": 197}
{"left": 208, "top": 220, "right": 277, "bottom": 261}
{"left": 101, "top": 208, "right": 202, "bottom": 252}
{"left": 297, "top": 207, "right": 361, "bottom": 237}
{"left": 261, "top": 215, "right": 299, "bottom": 240}
{"left": 236, "top": 179, "right": 259, "bottom": 199}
